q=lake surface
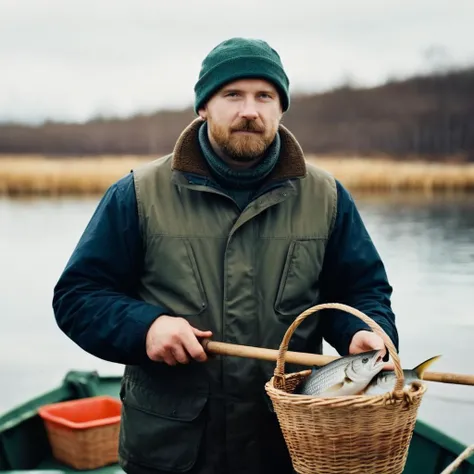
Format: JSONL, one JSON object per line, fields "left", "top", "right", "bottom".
{"left": 1, "top": 193, "right": 473, "bottom": 447}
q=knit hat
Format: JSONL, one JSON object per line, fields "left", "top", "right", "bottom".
{"left": 194, "top": 37, "right": 290, "bottom": 113}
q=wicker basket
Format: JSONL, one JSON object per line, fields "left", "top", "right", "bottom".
{"left": 38, "top": 395, "right": 121, "bottom": 470}
{"left": 265, "top": 302, "right": 427, "bottom": 474}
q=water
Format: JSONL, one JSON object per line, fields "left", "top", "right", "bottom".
{"left": 1, "top": 193, "right": 473, "bottom": 447}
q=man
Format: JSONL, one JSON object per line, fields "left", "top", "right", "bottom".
{"left": 53, "top": 37, "right": 398, "bottom": 474}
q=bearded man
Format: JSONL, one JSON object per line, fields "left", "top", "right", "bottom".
{"left": 53, "top": 37, "right": 398, "bottom": 474}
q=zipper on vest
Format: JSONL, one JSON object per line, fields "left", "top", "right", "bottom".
{"left": 227, "top": 185, "right": 297, "bottom": 240}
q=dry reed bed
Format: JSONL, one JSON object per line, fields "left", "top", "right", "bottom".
{"left": 1, "top": 154, "right": 474, "bottom": 196}
{"left": 0, "top": 155, "right": 146, "bottom": 196}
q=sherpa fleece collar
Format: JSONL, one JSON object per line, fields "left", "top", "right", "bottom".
{"left": 171, "top": 118, "right": 307, "bottom": 182}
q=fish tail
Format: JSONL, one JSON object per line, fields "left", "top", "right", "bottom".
{"left": 413, "top": 355, "right": 442, "bottom": 379}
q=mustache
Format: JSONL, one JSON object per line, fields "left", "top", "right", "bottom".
{"left": 231, "top": 119, "right": 265, "bottom": 133}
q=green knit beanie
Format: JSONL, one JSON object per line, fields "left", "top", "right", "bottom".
{"left": 194, "top": 37, "right": 290, "bottom": 113}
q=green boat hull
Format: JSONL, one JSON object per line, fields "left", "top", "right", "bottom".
{"left": 0, "top": 371, "right": 472, "bottom": 473}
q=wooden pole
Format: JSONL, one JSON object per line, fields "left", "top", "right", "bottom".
{"left": 202, "top": 339, "right": 474, "bottom": 387}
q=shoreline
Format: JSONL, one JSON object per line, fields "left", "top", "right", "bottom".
{"left": 1, "top": 154, "right": 474, "bottom": 197}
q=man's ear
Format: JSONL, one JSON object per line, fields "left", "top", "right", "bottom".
{"left": 198, "top": 107, "right": 207, "bottom": 120}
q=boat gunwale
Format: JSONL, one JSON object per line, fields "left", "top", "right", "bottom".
{"left": 0, "top": 371, "right": 472, "bottom": 470}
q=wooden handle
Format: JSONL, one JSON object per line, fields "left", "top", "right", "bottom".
{"left": 424, "top": 371, "right": 474, "bottom": 386}
{"left": 201, "top": 339, "right": 474, "bottom": 387}
{"left": 202, "top": 339, "right": 338, "bottom": 366}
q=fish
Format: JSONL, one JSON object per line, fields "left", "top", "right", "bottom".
{"left": 294, "top": 349, "right": 385, "bottom": 397}
{"left": 363, "top": 354, "right": 442, "bottom": 396}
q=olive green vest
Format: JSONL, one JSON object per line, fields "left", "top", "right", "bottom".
{"left": 118, "top": 119, "right": 337, "bottom": 474}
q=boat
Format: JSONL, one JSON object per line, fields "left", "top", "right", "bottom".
{"left": 0, "top": 370, "right": 472, "bottom": 473}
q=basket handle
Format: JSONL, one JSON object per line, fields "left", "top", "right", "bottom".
{"left": 273, "top": 302, "right": 404, "bottom": 394}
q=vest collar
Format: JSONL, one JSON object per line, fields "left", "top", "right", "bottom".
{"left": 171, "top": 118, "right": 307, "bottom": 182}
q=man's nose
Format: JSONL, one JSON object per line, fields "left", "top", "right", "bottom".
{"left": 239, "top": 99, "right": 258, "bottom": 120}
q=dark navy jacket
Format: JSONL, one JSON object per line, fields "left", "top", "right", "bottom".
{"left": 52, "top": 172, "right": 398, "bottom": 366}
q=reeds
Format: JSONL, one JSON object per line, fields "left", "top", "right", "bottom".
{"left": 0, "top": 155, "right": 145, "bottom": 196}
{"left": 310, "top": 156, "right": 474, "bottom": 194}
{"left": 1, "top": 154, "right": 474, "bottom": 197}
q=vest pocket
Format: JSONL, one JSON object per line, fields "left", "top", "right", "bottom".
{"left": 273, "top": 239, "right": 325, "bottom": 319}
{"left": 144, "top": 236, "right": 208, "bottom": 317}
{"left": 119, "top": 379, "right": 208, "bottom": 472}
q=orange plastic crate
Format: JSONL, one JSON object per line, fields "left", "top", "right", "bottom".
{"left": 38, "top": 395, "right": 122, "bottom": 470}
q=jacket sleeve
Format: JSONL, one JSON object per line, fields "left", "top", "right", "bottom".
{"left": 52, "top": 172, "right": 167, "bottom": 365}
{"left": 319, "top": 179, "right": 399, "bottom": 356}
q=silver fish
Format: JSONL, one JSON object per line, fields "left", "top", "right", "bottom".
{"left": 364, "top": 354, "right": 442, "bottom": 396}
{"left": 294, "top": 349, "right": 385, "bottom": 397}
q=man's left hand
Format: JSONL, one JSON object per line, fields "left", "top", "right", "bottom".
{"left": 348, "top": 330, "right": 394, "bottom": 370}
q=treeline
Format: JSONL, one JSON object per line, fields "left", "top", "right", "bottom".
{"left": 1, "top": 66, "right": 473, "bottom": 161}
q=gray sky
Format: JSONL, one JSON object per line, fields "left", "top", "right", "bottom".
{"left": 1, "top": 0, "right": 473, "bottom": 124}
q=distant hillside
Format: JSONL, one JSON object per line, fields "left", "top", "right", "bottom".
{"left": 1, "top": 66, "right": 473, "bottom": 161}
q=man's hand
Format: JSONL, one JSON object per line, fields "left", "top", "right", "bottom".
{"left": 146, "top": 315, "right": 213, "bottom": 365}
{"left": 349, "top": 330, "right": 394, "bottom": 370}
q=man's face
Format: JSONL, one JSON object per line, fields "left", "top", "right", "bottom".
{"left": 199, "top": 78, "right": 283, "bottom": 162}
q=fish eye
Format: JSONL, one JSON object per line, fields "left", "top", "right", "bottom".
{"left": 362, "top": 357, "right": 369, "bottom": 364}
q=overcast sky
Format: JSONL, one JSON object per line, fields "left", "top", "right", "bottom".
{"left": 1, "top": 0, "right": 473, "bottom": 124}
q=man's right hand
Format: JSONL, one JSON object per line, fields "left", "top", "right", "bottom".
{"left": 145, "top": 315, "right": 213, "bottom": 365}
